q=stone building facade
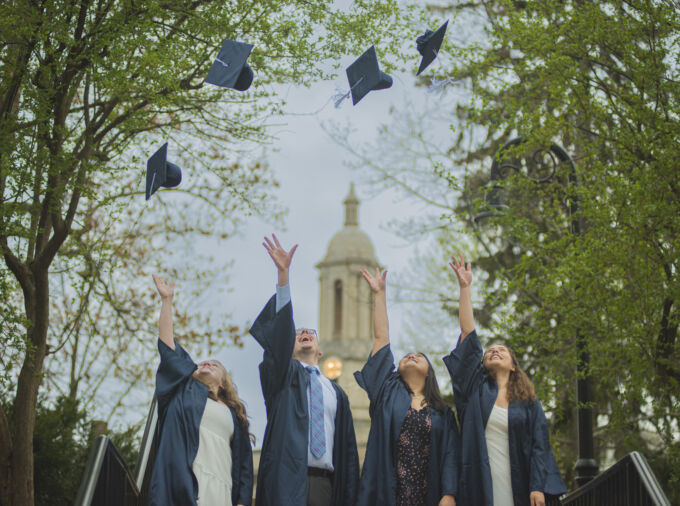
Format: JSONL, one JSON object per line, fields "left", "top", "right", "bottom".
{"left": 315, "top": 183, "right": 379, "bottom": 463}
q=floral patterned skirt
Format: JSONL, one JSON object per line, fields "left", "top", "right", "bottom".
{"left": 396, "top": 407, "right": 431, "bottom": 506}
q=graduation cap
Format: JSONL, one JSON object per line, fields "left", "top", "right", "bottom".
{"left": 335, "top": 46, "right": 393, "bottom": 107}
{"left": 145, "top": 143, "right": 182, "bottom": 201}
{"left": 416, "top": 20, "right": 449, "bottom": 75}
{"left": 205, "top": 39, "right": 254, "bottom": 91}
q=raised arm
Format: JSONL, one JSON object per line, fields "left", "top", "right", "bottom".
{"left": 449, "top": 255, "right": 474, "bottom": 341}
{"left": 152, "top": 274, "right": 175, "bottom": 349}
{"left": 250, "top": 235, "right": 298, "bottom": 402}
{"left": 263, "top": 233, "right": 297, "bottom": 290}
{"left": 443, "top": 256, "right": 482, "bottom": 402}
{"left": 360, "top": 268, "right": 389, "bottom": 357}
{"left": 152, "top": 275, "right": 198, "bottom": 409}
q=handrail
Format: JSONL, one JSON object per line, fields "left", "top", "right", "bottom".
{"left": 74, "top": 435, "right": 139, "bottom": 506}
{"left": 134, "top": 395, "right": 160, "bottom": 504}
{"left": 74, "top": 436, "right": 109, "bottom": 506}
{"left": 561, "top": 451, "right": 670, "bottom": 506}
{"left": 134, "top": 396, "right": 158, "bottom": 487}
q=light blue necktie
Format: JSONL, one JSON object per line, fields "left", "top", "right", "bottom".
{"left": 305, "top": 366, "right": 326, "bottom": 458}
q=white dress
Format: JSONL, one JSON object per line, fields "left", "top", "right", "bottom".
{"left": 485, "top": 405, "right": 514, "bottom": 506}
{"left": 192, "top": 398, "right": 234, "bottom": 506}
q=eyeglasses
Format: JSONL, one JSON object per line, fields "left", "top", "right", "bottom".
{"left": 295, "top": 328, "right": 318, "bottom": 338}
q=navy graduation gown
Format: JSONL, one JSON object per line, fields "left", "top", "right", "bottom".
{"left": 443, "top": 330, "right": 567, "bottom": 506}
{"left": 353, "top": 344, "right": 459, "bottom": 506}
{"left": 149, "top": 339, "right": 254, "bottom": 506}
{"left": 249, "top": 294, "right": 359, "bottom": 506}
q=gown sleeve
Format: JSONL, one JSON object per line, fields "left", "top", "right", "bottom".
{"left": 236, "top": 429, "right": 254, "bottom": 505}
{"left": 442, "top": 330, "right": 485, "bottom": 401}
{"left": 249, "top": 293, "right": 295, "bottom": 401}
{"left": 440, "top": 408, "right": 460, "bottom": 498}
{"left": 529, "top": 401, "right": 549, "bottom": 493}
{"left": 155, "top": 339, "right": 197, "bottom": 410}
{"left": 353, "top": 344, "right": 395, "bottom": 416}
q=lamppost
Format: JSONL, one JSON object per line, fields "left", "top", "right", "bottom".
{"left": 473, "top": 137, "right": 598, "bottom": 487}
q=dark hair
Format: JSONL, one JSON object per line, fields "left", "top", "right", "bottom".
{"left": 483, "top": 344, "right": 536, "bottom": 403}
{"left": 400, "top": 352, "right": 449, "bottom": 413}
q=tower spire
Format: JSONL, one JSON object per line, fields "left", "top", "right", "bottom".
{"left": 344, "top": 183, "right": 359, "bottom": 227}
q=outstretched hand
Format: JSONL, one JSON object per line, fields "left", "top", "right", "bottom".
{"left": 449, "top": 254, "right": 472, "bottom": 289}
{"left": 263, "top": 234, "right": 298, "bottom": 272}
{"left": 152, "top": 274, "right": 174, "bottom": 300}
{"left": 360, "top": 267, "right": 387, "bottom": 294}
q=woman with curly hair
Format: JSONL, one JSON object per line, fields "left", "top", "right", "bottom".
{"left": 444, "top": 256, "right": 566, "bottom": 506}
{"left": 149, "top": 274, "right": 253, "bottom": 506}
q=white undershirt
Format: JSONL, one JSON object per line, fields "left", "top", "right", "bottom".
{"left": 485, "top": 405, "right": 514, "bottom": 506}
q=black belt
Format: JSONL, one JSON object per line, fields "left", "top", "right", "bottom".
{"left": 308, "top": 467, "right": 333, "bottom": 479}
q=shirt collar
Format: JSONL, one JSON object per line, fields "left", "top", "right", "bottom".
{"left": 299, "top": 361, "right": 321, "bottom": 374}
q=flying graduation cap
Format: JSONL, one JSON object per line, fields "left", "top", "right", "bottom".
{"left": 335, "top": 46, "right": 393, "bottom": 107}
{"left": 205, "top": 39, "right": 254, "bottom": 91}
{"left": 416, "top": 20, "right": 449, "bottom": 75}
{"left": 145, "top": 143, "right": 182, "bottom": 201}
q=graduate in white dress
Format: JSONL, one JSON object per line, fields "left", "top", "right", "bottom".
{"left": 443, "top": 256, "right": 567, "bottom": 506}
{"left": 149, "top": 275, "right": 254, "bottom": 506}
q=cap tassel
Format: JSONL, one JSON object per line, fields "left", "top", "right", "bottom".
{"left": 333, "top": 89, "right": 351, "bottom": 108}
{"left": 425, "top": 49, "right": 457, "bottom": 95}
{"left": 332, "top": 76, "right": 365, "bottom": 109}
{"left": 428, "top": 76, "right": 457, "bottom": 95}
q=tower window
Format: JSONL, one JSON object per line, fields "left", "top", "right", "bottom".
{"left": 334, "top": 280, "right": 343, "bottom": 334}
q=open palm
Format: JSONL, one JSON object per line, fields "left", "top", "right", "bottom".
{"left": 263, "top": 234, "right": 297, "bottom": 271}
{"left": 449, "top": 255, "right": 472, "bottom": 288}
{"left": 152, "top": 274, "right": 174, "bottom": 299}
{"left": 360, "top": 267, "right": 387, "bottom": 293}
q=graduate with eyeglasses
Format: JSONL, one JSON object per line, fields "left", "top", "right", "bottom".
{"left": 249, "top": 234, "right": 359, "bottom": 506}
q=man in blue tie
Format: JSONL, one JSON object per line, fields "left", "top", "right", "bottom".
{"left": 250, "top": 234, "right": 359, "bottom": 506}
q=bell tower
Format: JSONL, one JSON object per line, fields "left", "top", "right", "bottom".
{"left": 316, "top": 184, "right": 379, "bottom": 461}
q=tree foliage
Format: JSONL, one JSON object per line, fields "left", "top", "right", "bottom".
{"left": 0, "top": 1, "right": 413, "bottom": 504}
{"left": 335, "top": 0, "right": 680, "bottom": 498}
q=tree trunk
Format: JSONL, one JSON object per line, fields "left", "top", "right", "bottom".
{"left": 9, "top": 268, "right": 50, "bottom": 506}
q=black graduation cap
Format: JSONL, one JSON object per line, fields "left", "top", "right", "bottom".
{"left": 345, "top": 46, "right": 393, "bottom": 105}
{"left": 205, "top": 39, "right": 254, "bottom": 91}
{"left": 145, "top": 143, "right": 182, "bottom": 201}
{"left": 416, "top": 20, "right": 449, "bottom": 75}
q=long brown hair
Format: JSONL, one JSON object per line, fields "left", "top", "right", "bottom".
{"left": 197, "top": 361, "right": 255, "bottom": 443}
{"left": 401, "top": 352, "right": 449, "bottom": 414}
{"left": 483, "top": 345, "right": 536, "bottom": 403}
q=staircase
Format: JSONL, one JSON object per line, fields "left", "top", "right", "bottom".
{"left": 74, "top": 397, "right": 671, "bottom": 506}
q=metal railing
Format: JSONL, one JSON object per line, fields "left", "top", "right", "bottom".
{"left": 561, "top": 451, "right": 671, "bottom": 506}
{"left": 134, "top": 396, "right": 160, "bottom": 505}
{"left": 75, "top": 397, "right": 672, "bottom": 506}
{"left": 73, "top": 436, "right": 139, "bottom": 506}
{"left": 74, "top": 398, "right": 159, "bottom": 506}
